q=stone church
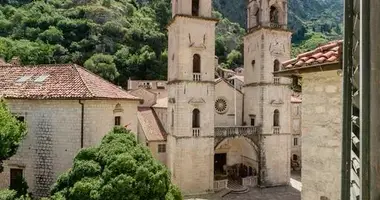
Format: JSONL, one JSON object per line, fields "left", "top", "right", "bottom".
{"left": 129, "top": 0, "right": 302, "bottom": 195}
{"left": 0, "top": 0, "right": 303, "bottom": 197}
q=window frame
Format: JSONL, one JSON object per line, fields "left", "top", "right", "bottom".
{"left": 114, "top": 116, "right": 121, "bottom": 126}
{"left": 158, "top": 144, "right": 166, "bottom": 153}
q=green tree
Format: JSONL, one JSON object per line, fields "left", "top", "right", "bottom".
{"left": 0, "top": 99, "right": 26, "bottom": 173}
{"left": 84, "top": 53, "right": 119, "bottom": 82}
{"left": 50, "top": 127, "right": 182, "bottom": 200}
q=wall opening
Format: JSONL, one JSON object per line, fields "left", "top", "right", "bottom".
{"left": 273, "top": 109, "right": 280, "bottom": 126}
{"left": 193, "top": 54, "right": 201, "bottom": 73}
{"left": 192, "top": 0, "right": 199, "bottom": 16}
{"left": 270, "top": 6, "right": 279, "bottom": 24}
{"left": 192, "top": 109, "right": 200, "bottom": 128}
{"left": 273, "top": 59, "right": 280, "bottom": 72}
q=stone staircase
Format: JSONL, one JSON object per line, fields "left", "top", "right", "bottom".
{"left": 227, "top": 180, "right": 249, "bottom": 194}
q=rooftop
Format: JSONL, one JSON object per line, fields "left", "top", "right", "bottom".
{"left": 0, "top": 64, "right": 140, "bottom": 100}
{"left": 137, "top": 107, "right": 166, "bottom": 141}
{"left": 278, "top": 40, "right": 343, "bottom": 75}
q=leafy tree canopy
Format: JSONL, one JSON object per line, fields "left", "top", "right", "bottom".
{"left": 48, "top": 127, "right": 182, "bottom": 200}
{"left": 0, "top": 99, "right": 27, "bottom": 173}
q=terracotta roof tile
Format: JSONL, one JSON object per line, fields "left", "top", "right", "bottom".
{"left": 282, "top": 40, "right": 343, "bottom": 70}
{"left": 0, "top": 64, "right": 140, "bottom": 100}
{"left": 137, "top": 107, "right": 166, "bottom": 141}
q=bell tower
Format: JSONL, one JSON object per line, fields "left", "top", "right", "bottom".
{"left": 244, "top": 0, "right": 292, "bottom": 186}
{"left": 167, "top": 0, "right": 218, "bottom": 195}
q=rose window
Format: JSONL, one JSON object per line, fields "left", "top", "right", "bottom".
{"left": 215, "top": 98, "right": 228, "bottom": 114}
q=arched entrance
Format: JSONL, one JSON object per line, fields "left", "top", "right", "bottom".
{"left": 214, "top": 137, "right": 259, "bottom": 189}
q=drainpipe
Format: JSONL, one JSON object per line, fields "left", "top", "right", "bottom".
{"left": 79, "top": 100, "right": 84, "bottom": 148}
{"left": 242, "top": 93, "right": 245, "bottom": 125}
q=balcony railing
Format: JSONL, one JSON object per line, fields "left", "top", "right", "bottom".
{"left": 192, "top": 128, "right": 200, "bottom": 137}
{"left": 274, "top": 77, "right": 280, "bottom": 85}
{"left": 193, "top": 73, "right": 201, "bottom": 81}
{"left": 273, "top": 126, "right": 280, "bottom": 134}
{"left": 214, "top": 126, "right": 261, "bottom": 137}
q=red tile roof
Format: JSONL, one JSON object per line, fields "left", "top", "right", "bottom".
{"left": 282, "top": 40, "right": 343, "bottom": 70}
{"left": 0, "top": 64, "right": 140, "bottom": 100}
{"left": 137, "top": 107, "right": 166, "bottom": 141}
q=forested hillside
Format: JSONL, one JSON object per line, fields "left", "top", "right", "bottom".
{"left": 0, "top": 0, "right": 343, "bottom": 84}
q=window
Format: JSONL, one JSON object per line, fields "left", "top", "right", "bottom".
{"left": 10, "top": 168, "right": 23, "bottom": 190}
{"left": 293, "top": 154, "right": 298, "bottom": 161}
{"left": 215, "top": 98, "right": 228, "bottom": 114}
{"left": 273, "top": 59, "right": 280, "bottom": 72}
{"left": 192, "top": 109, "right": 200, "bottom": 128}
{"left": 114, "top": 116, "right": 121, "bottom": 126}
{"left": 270, "top": 6, "right": 279, "bottom": 24}
{"left": 251, "top": 60, "right": 256, "bottom": 67}
{"left": 158, "top": 144, "right": 166, "bottom": 153}
{"left": 193, "top": 54, "right": 201, "bottom": 73}
{"left": 273, "top": 109, "right": 280, "bottom": 126}
{"left": 171, "top": 109, "right": 174, "bottom": 127}
{"left": 294, "top": 138, "right": 298, "bottom": 146}
{"left": 250, "top": 116, "right": 256, "bottom": 126}
{"left": 16, "top": 116, "right": 24, "bottom": 122}
{"left": 192, "top": 0, "right": 199, "bottom": 16}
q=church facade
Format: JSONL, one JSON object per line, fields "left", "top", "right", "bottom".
{"left": 129, "top": 0, "right": 299, "bottom": 195}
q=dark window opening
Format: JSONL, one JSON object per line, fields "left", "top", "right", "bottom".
{"left": 192, "top": 0, "right": 199, "bottom": 16}
{"left": 158, "top": 144, "right": 166, "bottom": 153}
{"left": 251, "top": 60, "right": 256, "bottom": 67}
{"left": 114, "top": 116, "right": 121, "bottom": 126}
{"left": 171, "top": 109, "right": 174, "bottom": 127}
{"left": 16, "top": 116, "right": 24, "bottom": 122}
{"left": 273, "top": 109, "right": 280, "bottom": 126}
{"left": 193, "top": 54, "right": 201, "bottom": 73}
{"left": 294, "top": 138, "right": 298, "bottom": 146}
{"left": 10, "top": 168, "right": 23, "bottom": 190}
{"left": 293, "top": 154, "right": 298, "bottom": 161}
{"left": 274, "top": 59, "right": 280, "bottom": 72}
{"left": 270, "top": 6, "right": 279, "bottom": 24}
{"left": 192, "top": 109, "right": 200, "bottom": 128}
{"left": 250, "top": 117, "right": 255, "bottom": 126}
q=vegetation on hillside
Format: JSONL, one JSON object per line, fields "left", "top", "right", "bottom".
{"left": 0, "top": 0, "right": 343, "bottom": 83}
{"left": 47, "top": 126, "right": 182, "bottom": 200}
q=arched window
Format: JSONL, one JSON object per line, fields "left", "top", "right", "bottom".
{"left": 270, "top": 6, "right": 279, "bottom": 24}
{"left": 192, "top": 109, "right": 200, "bottom": 128}
{"left": 193, "top": 54, "right": 201, "bottom": 73}
{"left": 293, "top": 154, "right": 298, "bottom": 161}
{"left": 171, "top": 109, "right": 174, "bottom": 127}
{"left": 273, "top": 59, "right": 280, "bottom": 72}
{"left": 192, "top": 0, "right": 199, "bottom": 16}
{"left": 273, "top": 109, "right": 280, "bottom": 126}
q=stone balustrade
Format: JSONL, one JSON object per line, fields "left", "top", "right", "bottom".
{"left": 213, "top": 179, "right": 228, "bottom": 191}
{"left": 214, "top": 126, "right": 261, "bottom": 137}
{"left": 242, "top": 176, "right": 258, "bottom": 187}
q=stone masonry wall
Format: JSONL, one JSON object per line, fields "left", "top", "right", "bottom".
{"left": 0, "top": 99, "right": 139, "bottom": 198}
{"left": 301, "top": 70, "right": 342, "bottom": 200}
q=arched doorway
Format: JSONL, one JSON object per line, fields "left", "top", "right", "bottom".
{"left": 214, "top": 137, "right": 259, "bottom": 187}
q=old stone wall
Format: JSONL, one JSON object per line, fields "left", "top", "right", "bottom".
{"left": 301, "top": 70, "right": 342, "bottom": 200}
{"left": 215, "top": 80, "right": 243, "bottom": 126}
{"left": 291, "top": 102, "right": 302, "bottom": 167}
{"left": 148, "top": 141, "right": 167, "bottom": 166}
{"left": 0, "top": 99, "right": 139, "bottom": 198}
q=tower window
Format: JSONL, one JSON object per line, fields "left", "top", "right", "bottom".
{"left": 192, "top": 109, "right": 200, "bottom": 128}
{"left": 273, "top": 109, "right": 280, "bottom": 127}
{"left": 193, "top": 54, "right": 201, "bottom": 73}
{"left": 270, "top": 6, "right": 279, "bottom": 24}
{"left": 158, "top": 144, "right": 166, "bottom": 153}
{"left": 251, "top": 60, "right": 256, "bottom": 67}
{"left": 294, "top": 138, "right": 298, "bottom": 146}
{"left": 273, "top": 59, "right": 280, "bottom": 72}
{"left": 192, "top": 0, "right": 199, "bottom": 16}
{"left": 171, "top": 109, "right": 174, "bottom": 127}
{"left": 293, "top": 154, "right": 298, "bottom": 161}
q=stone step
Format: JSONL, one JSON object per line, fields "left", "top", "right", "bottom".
{"left": 217, "top": 188, "right": 232, "bottom": 198}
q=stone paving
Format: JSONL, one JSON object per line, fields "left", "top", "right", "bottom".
{"left": 186, "top": 186, "right": 300, "bottom": 200}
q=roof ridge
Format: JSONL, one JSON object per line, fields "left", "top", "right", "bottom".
{"left": 73, "top": 64, "right": 94, "bottom": 98}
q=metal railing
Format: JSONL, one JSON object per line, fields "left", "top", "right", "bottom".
{"left": 214, "top": 126, "right": 261, "bottom": 137}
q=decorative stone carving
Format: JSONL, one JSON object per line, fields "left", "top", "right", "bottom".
{"left": 188, "top": 97, "right": 205, "bottom": 105}
{"left": 269, "top": 39, "right": 284, "bottom": 56}
{"left": 215, "top": 97, "right": 228, "bottom": 114}
{"left": 270, "top": 99, "right": 284, "bottom": 106}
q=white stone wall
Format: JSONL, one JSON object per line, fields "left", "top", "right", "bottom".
{"left": 301, "top": 70, "right": 342, "bottom": 200}
{"left": 148, "top": 141, "right": 167, "bottom": 166}
{"left": 171, "top": 0, "right": 212, "bottom": 18}
{"left": 215, "top": 80, "right": 243, "bottom": 126}
{"left": 0, "top": 99, "right": 139, "bottom": 198}
{"left": 291, "top": 102, "right": 302, "bottom": 167}
{"left": 153, "top": 107, "right": 168, "bottom": 132}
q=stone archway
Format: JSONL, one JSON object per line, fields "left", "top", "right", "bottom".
{"left": 214, "top": 137, "right": 260, "bottom": 188}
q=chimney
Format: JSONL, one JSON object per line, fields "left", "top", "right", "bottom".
{"left": 10, "top": 57, "right": 21, "bottom": 66}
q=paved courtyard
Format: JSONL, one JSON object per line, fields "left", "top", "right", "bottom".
{"left": 186, "top": 186, "right": 300, "bottom": 200}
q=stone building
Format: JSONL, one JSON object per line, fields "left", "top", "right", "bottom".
{"left": 275, "top": 40, "right": 343, "bottom": 200}
{"left": 0, "top": 64, "right": 141, "bottom": 198}
{"left": 291, "top": 93, "right": 302, "bottom": 170}
{"left": 129, "top": 0, "right": 294, "bottom": 195}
